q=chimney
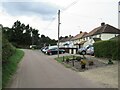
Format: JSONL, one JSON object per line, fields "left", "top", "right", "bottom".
{"left": 101, "top": 22, "right": 105, "bottom": 26}
{"left": 80, "top": 31, "right": 82, "bottom": 34}
{"left": 69, "top": 35, "right": 71, "bottom": 37}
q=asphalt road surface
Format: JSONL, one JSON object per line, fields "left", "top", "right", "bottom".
{"left": 7, "top": 49, "right": 105, "bottom": 88}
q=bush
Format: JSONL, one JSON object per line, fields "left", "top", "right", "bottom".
{"left": 76, "top": 56, "right": 82, "bottom": 61}
{"left": 66, "top": 57, "right": 69, "bottom": 63}
{"left": 2, "top": 34, "right": 16, "bottom": 63}
{"left": 93, "top": 39, "right": 120, "bottom": 60}
{"left": 2, "top": 49, "right": 24, "bottom": 87}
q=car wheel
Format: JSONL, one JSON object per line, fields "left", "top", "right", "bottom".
{"left": 91, "top": 53, "right": 94, "bottom": 56}
{"left": 49, "top": 52, "right": 52, "bottom": 55}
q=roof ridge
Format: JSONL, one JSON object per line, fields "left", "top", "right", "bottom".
{"left": 102, "top": 24, "right": 107, "bottom": 33}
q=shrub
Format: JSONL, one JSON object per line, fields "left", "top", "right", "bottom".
{"left": 66, "top": 57, "right": 69, "bottom": 63}
{"left": 93, "top": 39, "right": 120, "bottom": 60}
{"left": 2, "top": 34, "right": 16, "bottom": 63}
{"left": 80, "top": 60, "right": 86, "bottom": 65}
{"left": 76, "top": 56, "right": 82, "bottom": 61}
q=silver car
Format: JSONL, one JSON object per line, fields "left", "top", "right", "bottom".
{"left": 86, "top": 46, "right": 94, "bottom": 56}
{"left": 77, "top": 45, "right": 93, "bottom": 55}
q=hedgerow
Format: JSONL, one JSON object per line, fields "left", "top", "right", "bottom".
{"left": 93, "top": 39, "right": 120, "bottom": 60}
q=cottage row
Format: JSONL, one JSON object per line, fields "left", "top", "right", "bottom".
{"left": 59, "top": 22, "right": 120, "bottom": 49}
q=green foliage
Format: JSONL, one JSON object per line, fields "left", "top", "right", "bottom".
{"left": 76, "top": 56, "right": 82, "bottom": 61}
{"left": 55, "top": 56, "right": 72, "bottom": 68}
{"left": 3, "top": 20, "right": 40, "bottom": 48}
{"left": 66, "top": 57, "right": 69, "bottom": 63}
{"left": 2, "top": 49, "right": 24, "bottom": 88}
{"left": 39, "top": 34, "right": 57, "bottom": 48}
{"left": 2, "top": 34, "right": 16, "bottom": 63}
{"left": 2, "top": 21, "right": 57, "bottom": 49}
{"left": 2, "top": 31, "right": 24, "bottom": 87}
{"left": 93, "top": 39, "right": 120, "bottom": 60}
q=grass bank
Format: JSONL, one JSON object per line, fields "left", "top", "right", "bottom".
{"left": 2, "top": 49, "right": 24, "bottom": 88}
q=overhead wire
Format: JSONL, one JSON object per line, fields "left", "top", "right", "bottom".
{"left": 42, "top": 0, "right": 79, "bottom": 31}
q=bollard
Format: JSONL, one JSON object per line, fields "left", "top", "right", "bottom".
{"left": 62, "top": 56, "right": 64, "bottom": 62}
{"left": 66, "top": 57, "right": 69, "bottom": 63}
{"left": 72, "top": 59, "right": 74, "bottom": 66}
{"left": 73, "top": 55, "right": 75, "bottom": 60}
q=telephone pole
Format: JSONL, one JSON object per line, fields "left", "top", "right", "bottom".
{"left": 58, "top": 10, "right": 60, "bottom": 58}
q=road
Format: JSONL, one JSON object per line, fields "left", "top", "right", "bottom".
{"left": 7, "top": 49, "right": 105, "bottom": 88}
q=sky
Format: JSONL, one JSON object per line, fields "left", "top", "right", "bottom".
{"left": 0, "top": 0, "right": 119, "bottom": 40}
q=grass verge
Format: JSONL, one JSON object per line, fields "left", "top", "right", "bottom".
{"left": 2, "top": 49, "right": 24, "bottom": 88}
{"left": 55, "top": 55, "right": 77, "bottom": 68}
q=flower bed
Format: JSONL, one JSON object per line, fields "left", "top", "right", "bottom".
{"left": 55, "top": 55, "right": 108, "bottom": 72}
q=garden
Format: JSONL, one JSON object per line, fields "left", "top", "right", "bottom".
{"left": 55, "top": 55, "right": 113, "bottom": 72}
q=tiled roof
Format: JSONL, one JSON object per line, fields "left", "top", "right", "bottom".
{"left": 94, "top": 24, "right": 120, "bottom": 35}
{"left": 71, "top": 32, "right": 88, "bottom": 40}
{"left": 84, "top": 24, "right": 120, "bottom": 37}
{"left": 59, "top": 37, "right": 66, "bottom": 42}
{"left": 59, "top": 36, "right": 73, "bottom": 42}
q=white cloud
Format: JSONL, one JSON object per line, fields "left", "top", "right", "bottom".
{"left": 0, "top": 0, "right": 119, "bottom": 39}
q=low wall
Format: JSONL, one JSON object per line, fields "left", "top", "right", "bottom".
{"left": 60, "top": 47, "right": 78, "bottom": 54}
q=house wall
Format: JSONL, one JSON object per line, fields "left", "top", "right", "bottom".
{"left": 59, "top": 41, "right": 76, "bottom": 48}
{"left": 74, "top": 39, "right": 79, "bottom": 44}
{"left": 83, "top": 39, "right": 94, "bottom": 47}
{"left": 83, "top": 33, "right": 119, "bottom": 47}
{"left": 93, "top": 34, "right": 101, "bottom": 38}
{"left": 101, "top": 33, "right": 119, "bottom": 40}
{"left": 59, "top": 42, "right": 64, "bottom": 46}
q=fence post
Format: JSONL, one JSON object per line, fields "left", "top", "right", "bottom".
{"left": 72, "top": 56, "right": 74, "bottom": 66}
{"left": 62, "top": 56, "right": 64, "bottom": 62}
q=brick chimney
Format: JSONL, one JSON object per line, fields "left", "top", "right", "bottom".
{"left": 101, "top": 22, "right": 105, "bottom": 26}
{"left": 69, "top": 35, "right": 71, "bottom": 37}
{"left": 80, "top": 31, "right": 82, "bottom": 34}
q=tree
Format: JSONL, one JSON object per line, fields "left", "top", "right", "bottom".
{"left": 3, "top": 20, "right": 57, "bottom": 49}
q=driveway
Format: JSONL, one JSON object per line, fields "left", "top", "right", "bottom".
{"left": 7, "top": 49, "right": 107, "bottom": 88}
{"left": 48, "top": 53, "right": 118, "bottom": 88}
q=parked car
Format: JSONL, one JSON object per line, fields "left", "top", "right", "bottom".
{"left": 30, "top": 45, "right": 37, "bottom": 49}
{"left": 77, "top": 45, "right": 93, "bottom": 55}
{"left": 46, "top": 48, "right": 65, "bottom": 55}
{"left": 41, "top": 46, "right": 49, "bottom": 53}
{"left": 86, "top": 46, "right": 94, "bottom": 56}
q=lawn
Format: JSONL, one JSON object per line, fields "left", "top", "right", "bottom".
{"left": 55, "top": 55, "right": 81, "bottom": 68}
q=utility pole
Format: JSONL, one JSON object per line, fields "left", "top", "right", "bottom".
{"left": 58, "top": 10, "right": 60, "bottom": 58}
{"left": 32, "top": 31, "right": 34, "bottom": 46}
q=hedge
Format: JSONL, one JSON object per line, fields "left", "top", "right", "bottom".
{"left": 93, "top": 40, "right": 120, "bottom": 60}
{"left": 2, "top": 34, "right": 16, "bottom": 63}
